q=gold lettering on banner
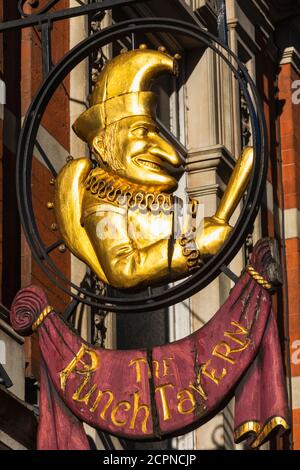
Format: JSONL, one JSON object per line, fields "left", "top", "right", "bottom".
{"left": 189, "top": 373, "right": 208, "bottom": 401}
{"left": 129, "top": 358, "right": 149, "bottom": 383}
{"left": 152, "top": 360, "right": 160, "bottom": 379}
{"left": 155, "top": 383, "right": 174, "bottom": 421}
{"left": 129, "top": 356, "right": 175, "bottom": 383}
{"left": 152, "top": 358, "right": 174, "bottom": 379}
{"left": 72, "top": 376, "right": 97, "bottom": 404}
{"left": 224, "top": 321, "right": 250, "bottom": 353}
{"left": 90, "top": 390, "right": 114, "bottom": 420}
{"left": 60, "top": 344, "right": 99, "bottom": 392}
{"left": 228, "top": 321, "right": 249, "bottom": 336}
{"left": 163, "top": 358, "right": 174, "bottom": 378}
{"left": 111, "top": 401, "right": 131, "bottom": 427}
{"left": 212, "top": 342, "right": 236, "bottom": 364}
{"left": 129, "top": 391, "right": 150, "bottom": 434}
{"left": 198, "top": 320, "right": 250, "bottom": 387}
{"left": 201, "top": 359, "right": 227, "bottom": 385}
{"left": 57, "top": 320, "right": 252, "bottom": 431}
{"left": 177, "top": 389, "right": 196, "bottom": 415}
{"left": 212, "top": 320, "right": 250, "bottom": 363}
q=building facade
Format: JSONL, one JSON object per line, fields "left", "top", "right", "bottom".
{"left": 1, "top": 0, "right": 300, "bottom": 450}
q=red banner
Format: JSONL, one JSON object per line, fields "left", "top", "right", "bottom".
{"left": 11, "top": 239, "right": 290, "bottom": 449}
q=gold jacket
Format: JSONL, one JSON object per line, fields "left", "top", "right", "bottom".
{"left": 55, "top": 159, "right": 200, "bottom": 289}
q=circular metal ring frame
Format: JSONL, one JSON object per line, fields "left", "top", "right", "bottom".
{"left": 17, "top": 17, "right": 268, "bottom": 313}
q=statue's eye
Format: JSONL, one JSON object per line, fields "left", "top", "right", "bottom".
{"left": 131, "top": 126, "right": 148, "bottom": 138}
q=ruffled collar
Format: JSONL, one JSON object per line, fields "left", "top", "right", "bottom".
{"left": 84, "top": 167, "right": 174, "bottom": 211}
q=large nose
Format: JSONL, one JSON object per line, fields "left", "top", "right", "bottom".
{"left": 149, "top": 134, "right": 182, "bottom": 168}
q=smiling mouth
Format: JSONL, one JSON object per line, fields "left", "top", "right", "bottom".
{"left": 135, "top": 158, "right": 163, "bottom": 172}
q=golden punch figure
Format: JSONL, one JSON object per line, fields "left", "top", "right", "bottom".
{"left": 54, "top": 45, "right": 253, "bottom": 289}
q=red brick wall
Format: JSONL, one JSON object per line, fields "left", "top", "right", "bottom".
{"left": 252, "top": 36, "right": 300, "bottom": 450}
{"left": 255, "top": 28, "right": 293, "bottom": 449}
{"left": 279, "top": 62, "right": 300, "bottom": 450}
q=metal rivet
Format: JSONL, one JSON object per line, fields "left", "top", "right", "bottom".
{"left": 158, "top": 46, "right": 166, "bottom": 52}
{"left": 174, "top": 53, "right": 182, "bottom": 60}
{"left": 66, "top": 155, "right": 73, "bottom": 163}
{"left": 139, "top": 44, "right": 147, "bottom": 50}
{"left": 120, "top": 48, "right": 127, "bottom": 54}
{"left": 47, "top": 202, "right": 54, "bottom": 210}
{"left": 50, "top": 178, "right": 55, "bottom": 185}
{"left": 50, "top": 223, "right": 58, "bottom": 232}
{"left": 58, "top": 244, "right": 66, "bottom": 253}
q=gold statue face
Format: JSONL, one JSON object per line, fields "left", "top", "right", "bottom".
{"left": 92, "top": 115, "right": 183, "bottom": 192}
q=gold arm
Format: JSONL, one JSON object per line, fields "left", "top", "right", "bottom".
{"left": 214, "top": 147, "right": 253, "bottom": 223}
{"left": 196, "top": 146, "right": 254, "bottom": 258}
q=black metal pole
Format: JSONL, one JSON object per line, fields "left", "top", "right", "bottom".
{"left": 39, "top": 20, "right": 53, "bottom": 77}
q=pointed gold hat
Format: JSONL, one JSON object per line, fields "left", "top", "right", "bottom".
{"left": 72, "top": 46, "right": 179, "bottom": 142}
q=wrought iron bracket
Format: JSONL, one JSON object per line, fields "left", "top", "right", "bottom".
{"left": 18, "top": 0, "right": 62, "bottom": 18}
{"left": 221, "top": 265, "right": 239, "bottom": 284}
{"left": 0, "top": 0, "right": 147, "bottom": 33}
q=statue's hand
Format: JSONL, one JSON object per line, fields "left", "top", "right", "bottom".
{"left": 196, "top": 216, "right": 232, "bottom": 259}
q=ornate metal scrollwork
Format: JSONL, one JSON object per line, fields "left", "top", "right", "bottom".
{"left": 89, "top": 11, "right": 108, "bottom": 84}
{"left": 18, "top": 0, "right": 62, "bottom": 17}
